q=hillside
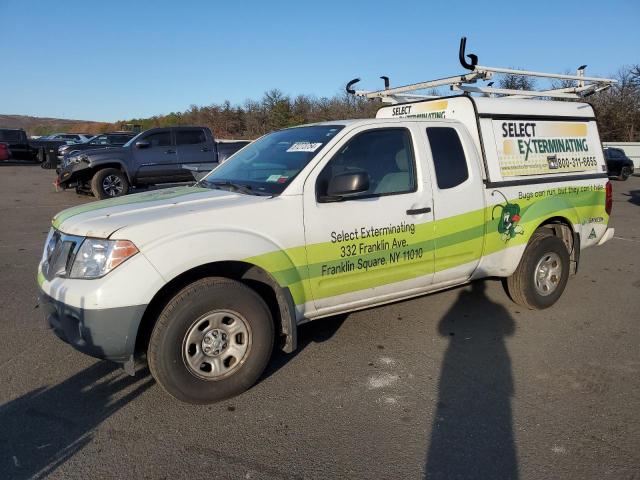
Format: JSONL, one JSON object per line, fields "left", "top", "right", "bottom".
{"left": 0, "top": 114, "right": 112, "bottom": 136}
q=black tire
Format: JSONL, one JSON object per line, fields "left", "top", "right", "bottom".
{"left": 505, "top": 231, "right": 570, "bottom": 310}
{"left": 90, "top": 168, "right": 129, "bottom": 199}
{"left": 618, "top": 166, "right": 631, "bottom": 181}
{"left": 147, "top": 277, "right": 274, "bottom": 404}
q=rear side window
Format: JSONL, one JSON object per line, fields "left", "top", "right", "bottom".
{"left": 426, "top": 127, "right": 469, "bottom": 189}
{"left": 0, "top": 130, "right": 22, "bottom": 143}
{"left": 176, "top": 129, "right": 206, "bottom": 145}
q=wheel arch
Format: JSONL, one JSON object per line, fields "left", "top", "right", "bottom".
{"left": 531, "top": 215, "right": 580, "bottom": 274}
{"left": 89, "top": 161, "right": 131, "bottom": 182}
{"left": 134, "top": 260, "right": 298, "bottom": 359}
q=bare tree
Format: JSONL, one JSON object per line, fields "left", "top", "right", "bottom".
{"left": 498, "top": 72, "right": 536, "bottom": 92}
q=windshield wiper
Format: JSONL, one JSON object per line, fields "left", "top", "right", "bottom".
{"left": 205, "top": 180, "right": 268, "bottom": 196}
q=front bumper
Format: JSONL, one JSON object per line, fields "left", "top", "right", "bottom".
{"left": 38, "top": 288, "right": 147, "bottom": 363}
{"left": 57, "top": 161, "right": 91, "bottom": 188}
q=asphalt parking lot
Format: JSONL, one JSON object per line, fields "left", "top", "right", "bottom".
{"left": 0, "top": 163, "right": 639, "bottom": 480}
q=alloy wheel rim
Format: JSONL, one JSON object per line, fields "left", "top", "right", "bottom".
{"left": 102, "top": 175, "right": 123, "bottom": 196}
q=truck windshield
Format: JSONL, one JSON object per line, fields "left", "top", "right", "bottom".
{"left": 200, "top": 125, "right": 344, "bottom": 195}
{"left": 123, "top": 132, "right": 144, "bottom": 147}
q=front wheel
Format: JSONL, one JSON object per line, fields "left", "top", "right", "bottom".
{"left": 147, "top": 277, "right": 274, "bottom": 404}
{"left": 505, "top": 231, "right": 570, "bottom": 310}
{"left": 91, "top": 168, "right": 130, "bottom": 199}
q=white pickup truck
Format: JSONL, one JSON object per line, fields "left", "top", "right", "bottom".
{"left": 37, "top": 61, "right": 615, "bottom": 403}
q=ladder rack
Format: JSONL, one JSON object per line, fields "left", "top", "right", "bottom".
{"left": 346, "top": 37, "right": 616, "bottom": 104}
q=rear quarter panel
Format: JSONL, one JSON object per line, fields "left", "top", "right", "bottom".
{"left": 475, "top": 179, "right": 608, "bottom": 278}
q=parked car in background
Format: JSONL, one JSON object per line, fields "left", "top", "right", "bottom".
{"left": 39, "top": 133, "right": 92, "bottom": 143}
{"left": 0, "top": 128, "right": 32, "bottom": 160}
{"left": 58, "top": 132, "right": 136, "bottom": 160}
{"left": 604, "top": 147, "right": 634, "bottom": 180}
{"left": 56, "top": 126, "right": 250, "bottom": 198}
{"left": 0, "top": 142, "right": 10, "bottom": 161}
{"left": 0, "top": 129, "right": 100, "bottom": 162}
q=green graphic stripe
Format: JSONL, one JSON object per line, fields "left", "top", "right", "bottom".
{"left": 52, "top": 186, "right": 209, "bottom": 229}
{"left": 247, "top": 189, "right": 607, "bottom": 305}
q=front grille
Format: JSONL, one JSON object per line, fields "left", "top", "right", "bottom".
{"left": 42, "top": 230, "right": 83, "bottom": 280}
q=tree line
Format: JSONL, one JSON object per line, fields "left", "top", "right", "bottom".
{"left": 116, "top": 91, "right": 379, "bottom": 140}
{"left": 25, "top": 65, "right": 639, "bottom": 142}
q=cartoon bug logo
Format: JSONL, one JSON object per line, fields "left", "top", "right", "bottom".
{"left": 492, "top": 190, "right": 524, "bottom": 242}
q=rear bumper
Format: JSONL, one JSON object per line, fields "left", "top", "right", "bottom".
{"left": 37, "top": 288, "right": 147, "bottom": 363}
{"left": 597, "top": 228, "right": 615, "bottom": 246}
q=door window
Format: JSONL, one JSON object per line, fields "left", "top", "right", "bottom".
{"left": 426, "top": 127, "right": 469, "bottom": 189}
{"left": 107, "top": 135, "right": 128, "bottom": 145}
{"left": 176, "top": 129, "right": 206, "bottom": 145}
{"left": 145, "top": 131, "right": 172, "bottom": 147}
{"left": 91, "top": 135, "right": 109, "bottom": 145}
{"left": 317, "top": 128, "right": 416, "bottom": 200}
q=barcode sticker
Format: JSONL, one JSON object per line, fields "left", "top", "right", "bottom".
{"left": 286, "top": 142, "right": 323, "bottom": 153}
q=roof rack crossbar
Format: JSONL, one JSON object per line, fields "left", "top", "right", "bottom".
{"left": 453, "top": 85, "right": 582, "bottom": 99}
{"left": 346, "top": 37, "right": 616, "bottom": 103}
{"left": 356, "top": 72, "right": 484, "bottom": 99}
{"left": 470, "top": 65, "right": 615, "bottom": 84}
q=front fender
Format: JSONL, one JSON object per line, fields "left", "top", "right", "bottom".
{"left": 141, "top": 228, "right": 311, "bottom": 306}
{"left": 89, "top": 157, "right": 129, "bottom": 176}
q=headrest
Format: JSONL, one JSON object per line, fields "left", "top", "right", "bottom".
{"left": 395, "top": 149, "right": 409, "bottom": 171}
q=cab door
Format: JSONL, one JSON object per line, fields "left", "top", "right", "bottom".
{"left": 303, "top": 124, "right": 435, "bottom": 315}
{"left": 424, "top": 125, "right": 485, "bottom": 285}
{"left": 134, "top": 129, "right": 181, "bottom": 182}
{"left": 175, "top": 127, "right": 214, "bottom": 181}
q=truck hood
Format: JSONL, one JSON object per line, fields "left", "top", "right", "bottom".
{"left": 52, "top": 186, "right": 269, "bottom": 238}
{"left": 81, "top": 146, "right": 126, "bottom": 158}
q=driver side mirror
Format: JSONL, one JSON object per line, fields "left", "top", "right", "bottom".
{"left": 323, "top": 171, "right": 370, "bottom": 201}
{"left": 135, "top": 140, "right": 150, "bottom": 149}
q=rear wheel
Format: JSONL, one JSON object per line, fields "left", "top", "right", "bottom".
{"left": 91, "top": 168, "right": 129, "bottom": 199}
{"left": 505, "top": 231, "right": 570, "bottom": 310}
{"left": 147, "top": 277, "right": 274, "bottom": 404}
{"left": 618, "top": 166, "right": 631, "bottom": 181}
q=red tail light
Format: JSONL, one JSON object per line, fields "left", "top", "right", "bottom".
{"left": 605, "top": 181, "right": 613, "bottom": 215}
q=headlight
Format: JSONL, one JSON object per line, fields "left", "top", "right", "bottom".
{"left": 58, "top": 146, "right": 67, "bottom": 154}
{"left": 64, "top": 154, "right": 87, "bottom": 167}
{"left": 69, "top": 238, "right": 138, "bottom": 279}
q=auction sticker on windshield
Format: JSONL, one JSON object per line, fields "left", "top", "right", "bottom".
{"left": 286, "top": 142, "right": 323, "bottom": 152}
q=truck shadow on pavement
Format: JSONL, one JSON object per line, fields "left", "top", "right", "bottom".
{"left": 623, "top": 189, "right": 640, "bottom": 206}
{"left": 260, "top": 314, "right": 349, "bottom": 383}
{"left": 424, "top": 281, "right": 519, "bottom": 480}
{"left": 0, "top": 160, "right": 42, "bottom": 167}
{"left": 0, "top": 361, "right": 154, "bottom": 480}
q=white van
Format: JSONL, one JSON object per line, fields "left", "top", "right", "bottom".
{"left": 37, "top": 40, "right": 616, "bottom": 403}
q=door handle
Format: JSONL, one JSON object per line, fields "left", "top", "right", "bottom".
{"left": 406, "top": 207, "right": 431, "bottom": 215}
{"left": 165, "top": 149, "right": 176, "bottom": 154}
{"left": 201, "top": 147, "right": 211, "bottom": 152}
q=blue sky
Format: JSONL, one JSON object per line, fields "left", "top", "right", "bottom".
{"left": 1, "top": 0, "right": 638, "bottom": 122}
